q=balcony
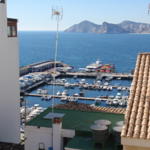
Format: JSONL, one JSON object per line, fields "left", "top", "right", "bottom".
{"left": 0, "top": 0, "right": 5, "bottom": 3}
{"left": 7, "top": 18, "right": 18, "bottom": 37}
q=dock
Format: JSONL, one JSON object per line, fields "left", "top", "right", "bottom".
{"left": 24, "top": 93, "right": 126, "bottom": 102}
{"left": 60, "top": 72, "right": 133, "bottom": 79}
{"left": 47, "top": 81, "right": 130, "bottom": 91}
{"left": 21, "top": 80, "right": 46, "bottom": 94}
{"left": 20, "top": 60, "right": 71, "bottom": 76}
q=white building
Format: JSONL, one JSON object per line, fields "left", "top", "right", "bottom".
{"left": 0, "top": 0, "right": 20, "bottom": 144}
{"left": 25, "top": 111, "right": 75, "bottom": 150}
{"left": 25, "top": 106, "right": 124, "bottom": 150}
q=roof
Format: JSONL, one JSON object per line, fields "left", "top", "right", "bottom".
{"left": 65, "top": 136, "right": 98, "bottom": 150}
{"left": 65, "top": 135, "right": 119, "bottom": 150}
{"left": 55, "top": 102, "right": 125, "bottom": 114}
{"left": 7, "top": 18, "right": 18, "bottom": 22}
{"left": 122, "top": 53, "right": 150, "bottom": 139}
{"left": 27, "top": 107, "right": 124, "bottom": 133}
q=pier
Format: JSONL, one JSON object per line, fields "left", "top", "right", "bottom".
{"left": 20, "top": 60, "right": 71, "bottom": 76}
{"left": 47, "top": 81, "right": 130, "bottom": 91}
{"left": 21, "top": 80, "right": 46, "bottom": 94}
{"left": 24, "top": 93, "right": 126, "bottom": 102}
{"left": 20, "top": 61, "right": 133, "bottom": 80}
{"left": 61, "top": 72, "right": 133, "bottom": 79}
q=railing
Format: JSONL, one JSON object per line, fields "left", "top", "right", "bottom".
{"left": 0, "top": 0, "right": 5, "bottom": 3}
{"left": 7, "top": 18, "right": 18, "bottom": 37}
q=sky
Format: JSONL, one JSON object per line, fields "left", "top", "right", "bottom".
{"left": 7, "top": 0, "right": 150, "bottom": 31}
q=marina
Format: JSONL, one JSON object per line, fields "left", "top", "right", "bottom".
{"left": 2, "top": 0, "right": 150, "bottom": 149}
{"left": 20, "top": 61, "right": 131, "bottom": 109}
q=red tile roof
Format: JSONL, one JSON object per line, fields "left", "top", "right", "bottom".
{"left": 122, "top": 53, "right": 150, "bottom": 139}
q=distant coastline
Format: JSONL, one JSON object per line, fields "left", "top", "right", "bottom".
{"left": 19, "top": 31, "right": 150, "bottom": 34}
{"left": 64, "top": 20, "right": 150, "bottom": 34}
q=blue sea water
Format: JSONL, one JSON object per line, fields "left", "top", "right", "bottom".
{"left": 19, "top": 31, "right": 150, "bottom": 73}
{"left": 19, "top": 31, "right": 150, "bottom": 107}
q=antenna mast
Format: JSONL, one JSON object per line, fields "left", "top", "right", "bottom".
{"left": 50, "top": 2, "right": 63, "bottom": 149}
{"left": 148, "top": 3, "right": 150, "bottom": 14}
{"left": 51, "top": 3, "right": 63, "bottom": 113}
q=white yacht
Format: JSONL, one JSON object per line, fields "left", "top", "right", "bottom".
{"left": 56, "top": 91, "right": 61, "bottom": 96}
{"left": 37, "top": 89, "right": 43, "bottom": 94}
{"left": 62, "top": 90, "right": 68, "bottom": 96}
{"left": 104, "top": 82, "right": 109, "bottom": 86}
{"left": 64, "top": 82, "right": 70, "bottom": 88}
{"left": 112, "top": 99, "right": 119, "bottom": 106}
{"left": 119, "top": 100, "right": 127, "bottom": 107}
{"left": 21, "top": 105, "right": 45, "bottom": 122}
{"left": 106, "top": 100, "right": 112, "bottom": 105}
{"left": 61, "top": 96, "right": 68, "bottom": 102}
{"left": 73, "top": 93, "right": 79, "bottom": 97}
{"left": 85, "top": 60, "right": 102, "bottom": 72}
{"left": 115, "top": 93, "right": 122, "bottom": 99}
{"left": 79, "top": 79, "right": 86, "bottom": 84}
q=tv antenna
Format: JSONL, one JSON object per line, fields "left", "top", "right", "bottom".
{"left": 52, "top": 7, "right": 63, "bottom": 20}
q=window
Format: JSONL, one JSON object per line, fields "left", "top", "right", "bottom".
{"left": 7, "top": 26, "right": 11, "bottom": 37}
{"left": 7, "top": 25, "right": 17, "bottom": 37}
{"left": 0, "top": 0, "right": 5, "bottom": 3}
{"left": 7, "top": 18, "right": 17, "bottom": 37}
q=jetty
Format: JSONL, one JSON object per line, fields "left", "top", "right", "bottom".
{"left": 20, "top": 60, "right": 71, "bottom": 76}
{"left": 47, "top": 81, "right": 130, "bottom": 91}
{"left": 61, "top": 72, "right": 133, "bottom": 79}
{"left": 20, "top": 61, "right": 133, "bottom": 80}
{"left": 20, "top": 80, "right": 46, "bottom": 94}
{"left": 24, "top": 93, "right": 127, "bottom": 102}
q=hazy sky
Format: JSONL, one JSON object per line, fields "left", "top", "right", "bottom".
{"left": 7, "top": 0, "right": 150, "bottom": 31}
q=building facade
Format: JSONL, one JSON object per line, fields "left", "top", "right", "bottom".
{"left": 0, "top": 0, "right": 20, "bottom": 144}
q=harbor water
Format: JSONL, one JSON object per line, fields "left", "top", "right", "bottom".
{"left": 19, "top": 32, "right": 150, "bottom": 108}
{"left": 19, "top": 32, "right": 150, "bottom": 72}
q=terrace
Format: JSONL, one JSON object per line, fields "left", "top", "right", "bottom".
{"left": 27, "top": 106, "right": 124, "bottom": 149}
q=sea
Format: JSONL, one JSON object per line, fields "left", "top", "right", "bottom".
{"left": 19, "top": 31, "right": 150, "bottom": 108}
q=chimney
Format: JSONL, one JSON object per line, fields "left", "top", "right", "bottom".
{"left": 52, "top": 117, "right": 63, "bottom": 150}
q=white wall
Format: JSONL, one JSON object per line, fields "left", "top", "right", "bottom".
{"left": 0, "top": 1, "right": 20, "bottom": 143}
{"left": 25, "top": 126, "right": 75, "bottom": 150}
{"left": 0, "top": 1, "right": 7, "bottom": 39}
{"left": 53, "top": 123, "right": 62, "bottom": 150}
{"left": 25, "top": 126, "right": 53, "bottom": 150}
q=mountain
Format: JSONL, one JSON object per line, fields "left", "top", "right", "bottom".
{"left": 97, "top": 22, "right": 128, "bottom": 34}
{"left": 65, "top": 20, "right": 100, "bottom": 33}
{"left": 64, "top": 20, "right": 150, "bottom": 34}
{"left": 119, "top": 20, "right": 150, "bottom": 33}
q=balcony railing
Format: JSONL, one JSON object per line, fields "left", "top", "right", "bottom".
{"left": 0, "top": 0, "right": 5, "bottom": 3}
{"left": 7, "top": 18, "right": 18, "bottom": 37}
